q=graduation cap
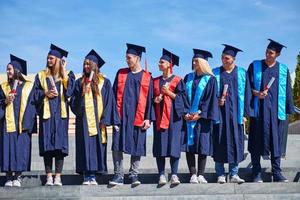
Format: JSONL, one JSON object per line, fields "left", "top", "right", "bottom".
{"left": 126, "top": 43, "right": 146, "bottom": 58}
{"left": 193, "top": 49, "right": 213, "bottom": 60}
{"left": 161, "top": 48, "right": 179, "bottom": 66}
{"left": 267, "top": 39, "right": 286, "bottom": 53}
{"left": 9, "top": 54, "right": 27, "bottom": 75}
{"left": 222, "top": 44, "right": 243, "bottom": 57}
{"left": 85, "top": 49, "right": 105, "bottom": 68}
{"left": 48, "top": 44, "right": 68, "bottom": 59}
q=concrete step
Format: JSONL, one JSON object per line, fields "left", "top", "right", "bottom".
{"left": 0, "top": 168, "right": 299, "bottom": 187}
{"left": 0, "top": 183, "right": 299, "bottom": 200}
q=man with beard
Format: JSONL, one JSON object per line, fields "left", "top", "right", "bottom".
{"left": 34, "top": 44, "right": 75, "bottom": 186}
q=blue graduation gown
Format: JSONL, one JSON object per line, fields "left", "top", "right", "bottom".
{"left": 34, "top": 71, "right": 75, "bottom": 157}
{"left": 111, "top": 69, "right": 155, "bottom": 157}
{"left": 181, "top": 74, "right": 219, "bottom": 155}
{"left": 70, "top": 77, "right": 120, "bottom": 174}
{"left": 152, "top": 75, "right": 188, "bottom": 158}
{"left": 0, "top": 82, "right": 36, "bottom": 172}
{"left": 212, "top": 66, "right": 250, "bottom": 163}
{"left": 245, "top": 61, "right": 294, "bottom": 157}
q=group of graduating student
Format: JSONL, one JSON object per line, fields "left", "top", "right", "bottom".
{"left": 0, "top": 38, "right": 295, "bottom": 187}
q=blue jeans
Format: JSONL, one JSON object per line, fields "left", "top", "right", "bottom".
{"left": 215, "top": 162, "right": 239, "bottom": 177}
{"left": 156, "top": 157, "right": 179, "bottom": 176}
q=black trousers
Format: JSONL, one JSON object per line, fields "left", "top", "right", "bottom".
{"left": 186, "top": 152, "right": 207, "bottom": 175}
{"left": 43, "top": 150, "right": 64, "bottom": 174}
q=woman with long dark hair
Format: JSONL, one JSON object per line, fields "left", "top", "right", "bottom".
{"left": 0, "top": 55, "right": 36, "bottom": 187}
{"left": 71, "top": 50, "right": 120, "bottom": 185}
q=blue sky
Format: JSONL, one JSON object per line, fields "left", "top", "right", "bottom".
{"left": 0, "top": 0, "right": 299, "bottom": 81}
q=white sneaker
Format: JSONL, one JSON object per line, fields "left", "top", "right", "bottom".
{"left": 190, "top": 174, "right": 198, "bottom": 184}
{"left": 170, "top": 175, "right": 180, "bottom": 185}
{"left": 89, "top": 177, "right": 98, "bottom": 186}
{"left": 158, "top": 174, "right": 167, "bottom": 185}
{"left": 230, "top": 175, "right": 245, "bottom": 184}
{"left": 197, "top": 175, "right": 208, "bottom": 183}
{"left": 53, "top": 176, "right": 62, "bottom": 186}
{"left": 12, "top": 179, "right": 21, "bottom": 187}
{"left": 82, "top": 177, "right": 90, "bottom": 185}
{"left": 217, "top": 175, "right": 226, "bottom": 184}
{"left": 4, "top": 180, "right": 13, "bottom": 187}
{"left": 45, "top": 176, "right": 53, "bottom": 186}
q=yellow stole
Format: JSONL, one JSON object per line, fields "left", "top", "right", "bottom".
{"left": 38, "top": 70, "right": 68, "bottom": 119}
{"left": 1, "top": 81, "right": 34, "bottom": 133}
{"left": 84, "top": 74, "right": 106, "bottom": 143}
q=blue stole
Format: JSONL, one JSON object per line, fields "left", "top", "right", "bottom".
{"left": 213, "top": 66, "right": 246, "bottom": 124}
{"left": 186, "top": 72, "right": 211, "bottom": 146}
{"left": 252, "top": 60, "right": 287, "bottom": 120}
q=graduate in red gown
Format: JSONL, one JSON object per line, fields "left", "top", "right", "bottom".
{"left": 109, "top": 43, "right": 155, "bottom": 186}
{"left": 153, "top": 49, "right": 188, "bottom": 185}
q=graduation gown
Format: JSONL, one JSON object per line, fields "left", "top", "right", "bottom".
{"left": 212, "top": 66, "right": 251, "bottom": 163}
{"left": 34, "top": 71, "right": 75, "bottom": 157}
{"left": 111, "top": 69, "right": 155, "bottom": 157}
{"left": 0, "top": 81, "right": 36, "bottom": 172}
{"left": 245, "top": 60, "right": 294, "bottom": 157}
{"left": 152, "top": 75, "right": 188, "bottom": 158}
{"left": 70, "top": 77, "right": 120, "bottom": 173}
{"left": 181, "top": 74, "right": 219, "bottom": 155}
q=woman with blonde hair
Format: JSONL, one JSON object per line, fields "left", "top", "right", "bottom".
{"left": 34, "top": 44, "right": 75, "bottom": 186}
{"left": 181, "top": 49, "right": 219, "bottom": 184}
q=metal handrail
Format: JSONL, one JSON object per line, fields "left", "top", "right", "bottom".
{"left": 295, "top": 106, "right": 300, "bottom": 114}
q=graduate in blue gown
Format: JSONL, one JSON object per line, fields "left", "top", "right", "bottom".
{"left": 212, "top": 45, "right": 250, "bottom": 184}
{"left": 152, "top": 49, "right": 188, "bottom": 185}
{"left": 109, "top": 43, "right": 155, "bottom": 186}
{"left": 245, "top": 39, "right": 295, "bottom": 182}
{"left": 33, "top": 44, "right": 75, "bottom": 186}
{"left": 70, "top": 50, "right": 120, "bottom": 185}
{"left": 181, "top": 49, "right": 219, "bottom": 184}
{"left": 0, "top": 55, "right": 36, "bottom": 187}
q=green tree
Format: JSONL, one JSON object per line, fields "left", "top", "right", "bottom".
{"left": 290, "top": 52, "right": 300, "bottom": 122}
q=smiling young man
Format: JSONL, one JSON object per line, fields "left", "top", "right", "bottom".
{"left": 109, "top": 43, "right": 155, "bottom": 187}
{"left": 246, "top": 39, "right": 295, "bottom": 183}
{"left": 212, "top": 44, "right": 250, "bottom": 184}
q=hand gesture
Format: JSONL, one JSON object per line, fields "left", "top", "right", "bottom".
{"left": 142, "top": 119, "right": 151, "bottom": 130}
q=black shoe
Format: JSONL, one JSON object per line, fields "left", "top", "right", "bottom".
{"left": 130, "top": 175, "right": 141, "bottom": 186}
{"left": 109, "top": 175, "right": 124, "bottom": 186}
{"left": 252, "top": 173, "right": 263, "bottom": 183}
{"left": 273, "top": 173, "right": 289, "bottom": 182}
